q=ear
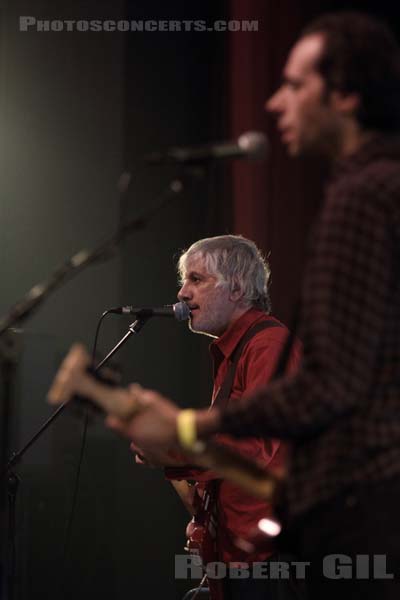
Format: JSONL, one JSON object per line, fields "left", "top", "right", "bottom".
{"left": 229, "top": 279, "right": 243, "bottom": 302}
{"left": 330, "top": 90, "right": 360, "bottom": 117}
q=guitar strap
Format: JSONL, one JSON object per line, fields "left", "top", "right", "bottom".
{"left": 213, "top": 317, "right": 283, "bottom": 410}
{"left": 196, "top": 319, "right": 284, "bottom": 565}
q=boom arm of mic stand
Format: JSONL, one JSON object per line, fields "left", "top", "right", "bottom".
{"left": 0, "top": 173, "right": 188, "bottom": 600}
{"left": 0, "top": 177, "right": 185, "bottom": 338}
{"left": 2, "top": 182, "right": 192, "bottom": 466}
{"left": 0, "top": 315, "right": 151, "bottom": 600}
{"left": 3, "top": 316, "right": 150, "bottom": 476}
{"left": 1, "top": 174, "right": 187, "bottom": 476}
{"left": 94, "top": 317, "right": 149, "bottom": 371}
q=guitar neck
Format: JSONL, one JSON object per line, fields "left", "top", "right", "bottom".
{"left": 48, "top": 344, "right": 281, "bottom": 503}
{"left": 170, "top": 480, "right": 195, "bottom": 516}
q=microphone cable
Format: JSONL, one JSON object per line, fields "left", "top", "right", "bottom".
{"left": 58, "top": 309, "right": 112, "bottom": 597}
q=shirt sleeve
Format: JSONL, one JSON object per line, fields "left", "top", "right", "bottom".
{"left": 220, "top": 178, "right": 394, "bottom": 440}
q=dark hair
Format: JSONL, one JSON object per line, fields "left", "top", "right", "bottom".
{"left": 302, "top": 12, "right": 400, "bottom": 132}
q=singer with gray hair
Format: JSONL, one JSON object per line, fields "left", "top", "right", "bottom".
{"left": 178, "top": 234, "right": 272, "bottom": 317}
{"left": 133, "top": 234, "right": 300, "bottom": 600}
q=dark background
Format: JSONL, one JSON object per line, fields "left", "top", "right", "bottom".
{"left": 0, "top": 1, "right": 399, "bottom": 599}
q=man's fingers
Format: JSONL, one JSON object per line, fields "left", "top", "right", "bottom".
{"left": 105, "top": 415, "right": 125, "bottom": 432}
{"left": 128, "top": 383, "right": 166, "bottom": 408}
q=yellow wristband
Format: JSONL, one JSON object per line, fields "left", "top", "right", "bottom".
{"left": 176, "top": 409, "right": 197, "bottom": 450}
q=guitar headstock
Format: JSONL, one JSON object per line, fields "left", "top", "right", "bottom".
{"left": 48, "top": 343, "right": 91, "bottom": 406}
{"left": 48, "top": 343, "right": 138, "bottom": 420}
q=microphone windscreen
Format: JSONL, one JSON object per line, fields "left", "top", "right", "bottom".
{"left": 174, "top": 302, "right": 191, "bottom": 321}
{"left": 238, "top": 131, "right": 269, "bottom": 160}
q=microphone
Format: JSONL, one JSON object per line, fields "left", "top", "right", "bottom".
{"left": 144, "top": 131, "right": 268, "bottom": 165}
{"left": 107, "top": 301, "right": 191, "bottom": 322}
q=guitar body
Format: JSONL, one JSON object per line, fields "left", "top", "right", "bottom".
{"left": 185, "top": 482, "right": 225, "bottom": 600}
{"left": 185, "top": 482, "right": 217, "bottom": 562}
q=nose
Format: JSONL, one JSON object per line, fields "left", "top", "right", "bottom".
{"left": 178, "top": 281, "right": 191, "bottom": 302}
{"left": 265, "top": 88, "right": 283, "bottom": 115}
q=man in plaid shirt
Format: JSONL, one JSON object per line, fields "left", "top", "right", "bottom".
{"left": 204, "top": 13, "right": 400, "bottom": 598}
{"left": 50, "top": 10, "right": 400, "bottom": 600}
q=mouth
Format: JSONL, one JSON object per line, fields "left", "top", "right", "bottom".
{"left": 279, "top": 126, "right": 294, "bottom": 144}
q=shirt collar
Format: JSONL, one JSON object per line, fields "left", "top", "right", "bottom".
{"left": 210, "top": 307, "right": 269, "bottom": 361}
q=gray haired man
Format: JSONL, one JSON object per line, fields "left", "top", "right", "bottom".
{"left": 152, "top": 235, "right": 299, "bottom": 600}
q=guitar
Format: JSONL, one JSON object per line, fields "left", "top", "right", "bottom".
{"left": 47, "top": 343, "right": 283, "bottom": 502}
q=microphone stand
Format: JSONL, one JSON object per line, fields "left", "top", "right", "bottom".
{"left": 2, "top": 315, "right": 151, "bottom": 600}
{"left": 0, "top": 174, "right": 187, "bottom": 600}
{"left": 0, "top": 178, "right": 185, "bottom": 338}
{"left": 2, "top": 315, "right": 150, "bottom": 480}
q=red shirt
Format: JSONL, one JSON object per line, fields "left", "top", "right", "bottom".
{"left": 166, "top": 308, "right": 300, "bottom": 562}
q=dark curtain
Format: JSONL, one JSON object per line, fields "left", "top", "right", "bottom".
{"left": 227, "top": 0, "right": 324, "bottom": 323}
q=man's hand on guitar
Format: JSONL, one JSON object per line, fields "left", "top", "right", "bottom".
{"left": 105, "top": 383, "right": 179, "bottom": 450}
{"left": 47, "top": 344, "right": 279, "bottom": 501}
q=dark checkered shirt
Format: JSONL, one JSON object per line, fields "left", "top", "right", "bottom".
{"left": 219, "top": 134, "right": 400, "bottom": 518}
